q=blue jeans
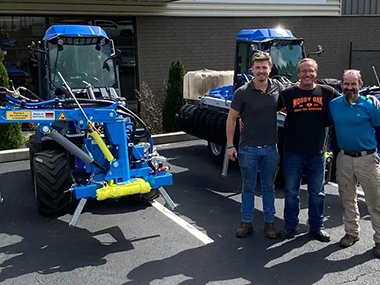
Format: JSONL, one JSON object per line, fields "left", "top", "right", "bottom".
{"left": 238, "top": 144, "right": 280, "bottom": 223}
{"left": 283, "top": 152, "right": 326, "bottom": 231}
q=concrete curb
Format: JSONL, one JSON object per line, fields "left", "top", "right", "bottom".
{"left": 0, "top": 131, "right": 198, "bottom": 164}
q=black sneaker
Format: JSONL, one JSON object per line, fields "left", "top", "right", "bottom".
{"left": 310, "top": 229, "right": 330, "bottom": 242}
{"left": 278, "top": 228, "right": 296, "bottom": 240}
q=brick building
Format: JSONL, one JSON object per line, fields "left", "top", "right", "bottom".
{"left": 0, "top": 0, "right": 378, "bottom": 113}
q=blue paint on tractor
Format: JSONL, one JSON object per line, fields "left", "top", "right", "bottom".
{"left": 44, "top": 25, "right": 109, "bottom": 40}
{"left": 208, "top": 85, "right": 234, "bottom": 100}
{"left": 236, "top": 28, "right": 295, "bottom": 42}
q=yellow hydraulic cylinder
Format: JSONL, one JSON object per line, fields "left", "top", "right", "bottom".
{"left": 89, "top": 126, "right": 115, "bottom": 162}
{"left": 96, "top": 178, "right": 151, "bottom": 201}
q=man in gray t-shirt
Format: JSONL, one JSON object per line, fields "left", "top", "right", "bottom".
{"left": 226, "top": 52, "right": 284, "bottom": 239}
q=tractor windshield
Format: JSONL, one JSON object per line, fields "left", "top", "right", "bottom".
{"left": 48, "top": 37, "right": 117, "bottom": 89}
{"left": 235, "top": 40, "right": 305, "bottom": 84}
{"left": 268, "top": 40, "right": 304, "bottom": 82}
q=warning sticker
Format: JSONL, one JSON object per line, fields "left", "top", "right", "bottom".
{"left": 58, "top": 112, "right": 67, "bottom": 121}
{"left": 31, "top": 111, "right": 55, "bottom": 120}
{"left": 6, "top": 111, "right": 31, "bottom": 120}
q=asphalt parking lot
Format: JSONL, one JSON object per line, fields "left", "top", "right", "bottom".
{"left": 0, "top": 140, "right": 379, "bottom": 285}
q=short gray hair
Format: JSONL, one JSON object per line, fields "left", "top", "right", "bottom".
{"left": 343, "top": 69, "right": 362, "bottom": 83}
{"left": 297, "top": 58, "right": 318, "bottom": 72}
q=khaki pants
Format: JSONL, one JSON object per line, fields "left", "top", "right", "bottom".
{"left": 336, "top": 151, "right": 380, "bottom": 243}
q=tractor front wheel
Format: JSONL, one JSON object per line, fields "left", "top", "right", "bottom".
{"left": 33, "top": 150, "right": 73, "bottom": 216}
{"left": 29, "top": 133, "right": 41, "bottom": 183}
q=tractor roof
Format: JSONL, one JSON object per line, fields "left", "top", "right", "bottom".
{"left": 43, "top": 25, "right": 109, "bottom": 41}
{"left": 236, "top": 28, "right": 296, "bottom": 42}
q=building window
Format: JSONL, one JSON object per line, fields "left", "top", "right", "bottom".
{"left": 0, "top": 16, "right": 46, "bottom": 93}
{"left": 0, "top": 16, "right": 139, "bottom": 115}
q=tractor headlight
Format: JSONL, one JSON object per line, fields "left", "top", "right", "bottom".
{"left": 326, "top": 156, "right": 333, "bottom": 164}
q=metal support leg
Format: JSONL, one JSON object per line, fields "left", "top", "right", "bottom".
{"left": 158, "top": 186, "right": 177, "bottom": 210}
{"left": 69, "top": 198, "right": 87, "bottom": 227}
{"left": 221, "top": 143, "right": 229, "bottom": 177}
{"left": 325, "top": 161, "right": 333, "bottom": 184}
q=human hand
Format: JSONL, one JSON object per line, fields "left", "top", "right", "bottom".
{"left": 366, "top": 95, "right": 380, "bottom": 108}
{"left": 239, "top": 118, "right": 244, "bottom": 131}
{"left": 227, "top": 147, "right": 237, "bottom": 161}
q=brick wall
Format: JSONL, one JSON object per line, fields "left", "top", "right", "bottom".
{"left": 136, "top": 16, "right": 380, "bottom": 95}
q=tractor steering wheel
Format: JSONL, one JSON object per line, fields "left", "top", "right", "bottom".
{"left": 64, "top": 73, "right": 100, "bottom": 87}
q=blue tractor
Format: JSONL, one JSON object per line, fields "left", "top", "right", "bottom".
{"left": 0, "top": 25, "right": 175, "bottom": 226}
{"left": 177, "top": 27, "right": 333, "bottom": 185}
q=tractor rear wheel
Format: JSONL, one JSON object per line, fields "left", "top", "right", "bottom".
{"left": 28, "top": 133, "right": 41, "bottom": 182}
{"left": 33, "top": 150, "right": 73, "bottom": 216}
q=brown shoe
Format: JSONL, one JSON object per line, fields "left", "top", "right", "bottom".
{"left": 236, "top": 222, "right": 253, "bottom": 238}
{"left": 374, "top": 243, "right": 380, "bottom": 258}
{"left": 265, "top": 222, "right": 277, "bottom": 239}
{"left": 339, "top": 234, "right": 359, "bottom": 247}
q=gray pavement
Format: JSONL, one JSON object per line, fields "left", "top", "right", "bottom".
{"left": 0, "top": 140, "right": 379, "bottom": 284}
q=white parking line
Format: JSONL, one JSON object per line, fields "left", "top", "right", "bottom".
{"left": 150, "top": 200, "right": 214, "bottom": 245}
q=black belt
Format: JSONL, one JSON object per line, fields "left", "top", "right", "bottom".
{"left": 342, "top": 149, "right": 377, "bottom": 157}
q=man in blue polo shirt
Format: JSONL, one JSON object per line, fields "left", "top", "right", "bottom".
{"left": 329, "top": 69, "right": 380, "bottom": 258}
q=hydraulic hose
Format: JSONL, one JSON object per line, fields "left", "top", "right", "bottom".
{"left": 48, "top": 129, "right": 107, "bottom": 172}
{"left": 6, "top": 95, "right": 152, "bottom": 152}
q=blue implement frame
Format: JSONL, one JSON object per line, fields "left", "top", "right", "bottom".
{"left": 0, "top": 96, "right": 173, "bottom": 200}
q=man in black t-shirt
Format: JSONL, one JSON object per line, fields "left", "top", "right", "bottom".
{"left": 277, "top": 58, "right": 340, "bottom": 242}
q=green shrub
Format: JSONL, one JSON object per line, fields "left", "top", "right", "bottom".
{"left": 0, "top": 48, "right": 23, "bottom": 150}
{"left": 162, "top": 59, "right": 185, "bottom": 133}
{"left": 0, "top": 50, "right": 9, "bottom": 88}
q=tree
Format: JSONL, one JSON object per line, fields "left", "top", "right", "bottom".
{"left": 0, "top": 49, "right": 23, "bottom": 150}
{"left": 162, "top": 59, "right": 185, "bottom": 133}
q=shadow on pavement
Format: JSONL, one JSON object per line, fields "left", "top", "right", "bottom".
{"left": 0, "top": 169, "right": 154, "bottom": 283}
{"left": 121, "top": 144, "right": 374, "bottom": 284}
{"left": 125, "top": 232, "right": 373, "bottom": 284}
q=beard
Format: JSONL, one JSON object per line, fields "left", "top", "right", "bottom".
{"left": 343, "top": 90, "right": 358, "bottom": 105}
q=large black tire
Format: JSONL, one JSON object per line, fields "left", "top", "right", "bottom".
{"left": 28, "top": 133, "right": 41, "bottom": 182}
{"left": 33, "top": 150, "right": 73, "bottom": 216}
{"left": 133, "top": 188, "right": 160, "bottom": 202}
{"left": 177, "top": 105, "right": 231, "bottom": 145}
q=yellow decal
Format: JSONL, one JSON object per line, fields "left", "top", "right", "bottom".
{"left": 58, "top": 112, "right": 67, "bottom": 121}
{"left": 6, "top": 111, "right": 31, "bottom": 120}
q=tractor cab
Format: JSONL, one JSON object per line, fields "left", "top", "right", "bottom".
{"left": 31, "top": 25, "right": 121, "bottom": 100}
{"left": 234, "top": 28, "right": 306, "bottom": 90}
